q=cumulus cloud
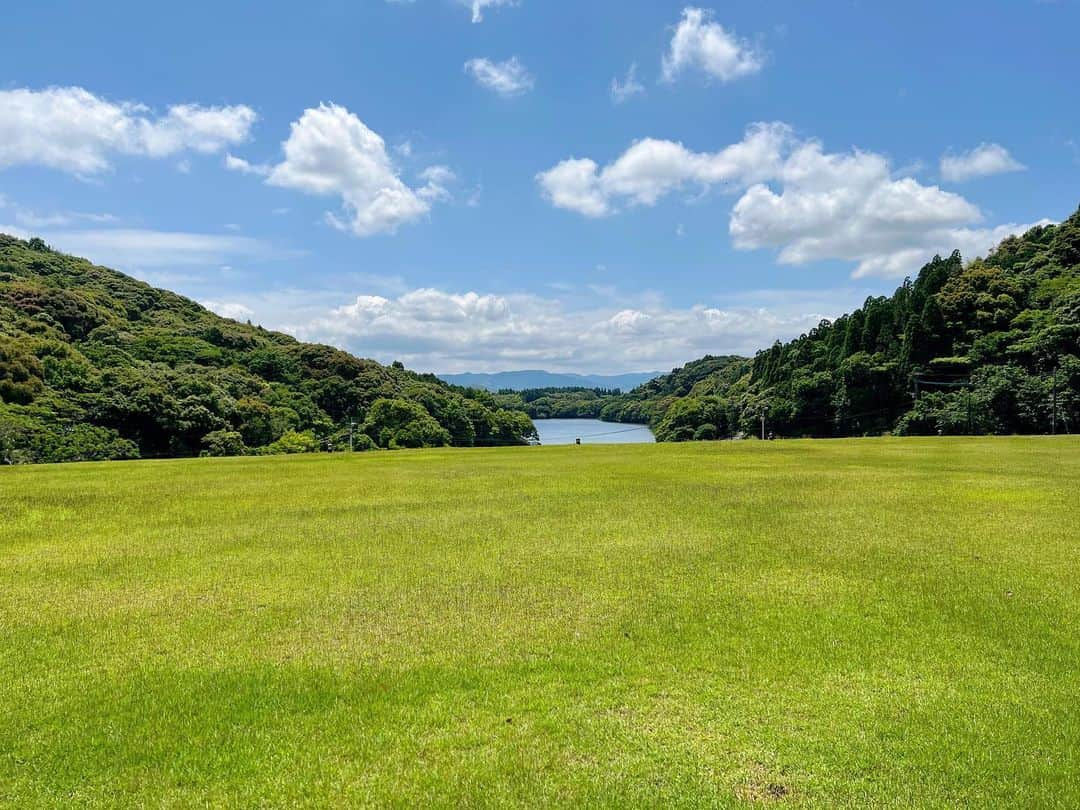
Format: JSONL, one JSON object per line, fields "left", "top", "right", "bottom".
{"left": 539, "top": 123, "right": 1048, "bottom": 278}
{"left": 728, "top": 141, "right": 1046, "bottom": 277}
{"left": 464, "top": 57, "right": 535, "bottom": 97}
{"left": 662, "top": 8, "right": 764, "bottom": 83}
{"left": 202, "top": 300, "right": 256, "bottom": 321}
{"left": 537, "top": 122, "right": 791, "bottom": 217}
{"left": 227, "top": 103, "right": 449, "bottom": 237}
{"left": 536, "top": 158, "right": 612, "bottom": 217}
{"left": 461, "top": 0, "right": 516, "bottom": 23}
{"left": 940, "top": 142, "right": 1025, "bottom": 182}
{"left": 0, "top": 86, "right": 256, "bottom": 175}
{"left": 611, "top": 64, "right": 646, "bottom": 104}
{"left": 233, "top": 284, "right": 851, "bottom": 373}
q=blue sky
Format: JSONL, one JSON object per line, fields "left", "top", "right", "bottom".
{"left": 1, "top": 0, "right": 1077, "bottom": 373}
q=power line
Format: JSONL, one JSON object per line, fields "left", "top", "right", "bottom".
{"left": 571, "top": 425, "right": 654, "bottom": 439}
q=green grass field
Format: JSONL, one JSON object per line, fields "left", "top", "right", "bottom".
{"left": 1, "top": 438, "right": 1078, "bottom": 807}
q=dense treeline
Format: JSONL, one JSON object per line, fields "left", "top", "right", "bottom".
{"left": 494, "top": 386, "right": 625, "bottom": 419}
{"left": 4, "top": 207, "right": 1076, "bottom": 460}
{"left": 0, "top": 235, "right": 536, "bottom": 463}
{"left": 596, "top": 209, "right": 1080, "bottom": 440}
{"left": 493, "top": 358, "right": 746, "bottom": 441}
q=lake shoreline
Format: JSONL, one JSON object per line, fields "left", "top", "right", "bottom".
{"left": 532, "top": 418, "right": 655, "bottom": 445}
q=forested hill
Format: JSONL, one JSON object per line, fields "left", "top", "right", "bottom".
{"left": 0, "top": 235, "right": 535, "bottom": 463}
{"left": 491, "top": 356, "right": 745, "bottom": 430}
{"left": 596, "top": 209, "right": 1080, "bottom": 440}
{"left": 440, "top": 369, "right": 661, "bottom": 392}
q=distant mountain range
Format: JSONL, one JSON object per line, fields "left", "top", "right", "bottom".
{"left": 439, "top": 370, "right": 663, "bottom": 392}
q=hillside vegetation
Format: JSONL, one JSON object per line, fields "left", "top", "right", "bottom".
{"left": 0, "top": 235, "right": 535, "bottom": 463}
{"left": 2, "top": 438, "right": 1077, "bottom": 805}
{"left": 439, "top": 369, "right": 661, "bottom": 392}
{"left": 572, "top": 209, "right": 1080, "bottom": 440}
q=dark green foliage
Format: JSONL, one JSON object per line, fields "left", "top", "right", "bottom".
{"left": 363, "top": 398, "right": 452, "bottom": 449}
{"left": 201, "top": 430, "right": 247, "bottom": 457}
{"left": 649, "top": 212, "right": 1079, "bottom": 439}
{"left": 262, "top": 429, "right": 320, "bottom": 455}
{"left": 489, "top": 409, "right": 538, "bottom": 446}
{"left": 0, "top": 234, "right": 535, "bottom": 463}
{"left": 495, "top": 387, "right": 620, "bottom": 419}
{"left": 495, "top": 360, "right": 747, "bottom": 433}
{"left": 0, "top": 337, "right": 45, "bottom": 404}
{"left": 0, "top": 404, "right": 139, "bottom": 464}
{"left": 654, "top": 396, "right": 729, "bottom": 442}
{"left": 516, "top": 210, "right": 1080, "bottom": 441}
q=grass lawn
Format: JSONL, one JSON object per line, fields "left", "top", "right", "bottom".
{"left": 1, "top": 437, "right": 1078, "bottom": 807}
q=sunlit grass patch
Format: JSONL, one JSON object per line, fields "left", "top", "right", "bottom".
{"left": 1, "top": 437, "right": 1078, "bottom": 806}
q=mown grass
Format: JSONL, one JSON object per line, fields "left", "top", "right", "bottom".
{"left": 1, "top": 437, "right": 1078, "bottom": 807}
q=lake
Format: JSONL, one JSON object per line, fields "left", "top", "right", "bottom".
{"left": 532, "top": 418, "right": 655, "bottom": 445}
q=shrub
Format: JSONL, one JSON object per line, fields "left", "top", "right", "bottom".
{"left": 201, "top": 430, "right": 247, "bottom": 457}
{"left": 265, "top": 429, "right": 319, "bottom": 455}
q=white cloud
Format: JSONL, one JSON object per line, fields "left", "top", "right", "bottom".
{"left": 0, "top": 223, "right": 29, "bottom": 240}
{"left": 33, "top": 228, "right": 277, "bottom": 269}
{"left": 728, "top": 140, "right": 1045, "bottom": 277}
{"left": 228, "top": 284, "right": 855, "bottom": 374}
{"left": 536, "top": 158, "right": 612, "bottom": 217}
{"left": 839, "top": 220, "right": 1055, "bottom": 279}
{"left": 417, "top": 165, "right": 457, "bottom": 202}
{"left": 0, "top": 86, "right": 256, "bottom": 175}
{"left": 537, "top": 122, "right": 791, "bottom": 217}
{"left": 611, "top": 64, "right": 646, "bottom": 104}
{"left": 662, "top": 8, "right": 764, "bottom": 83}
{"left": 460, "top": 0, "right": 516, "bottom": 23}
{"left": 3, "top": 202, "right": 117, "bottom": 229}
{"left": 540, "top": 123, "right": 1048, "bottom": 278}
{"left": 940, "top": 143, "right": 1025, "bottom": 182}
{"left": 464, "top": 57, "right": 535, "bottom": 97}
{"left": 202, "top": 300, "right": 256, "bottom": 321}
{"left": 224, "top": 153, "right": 270, "bottom": 176}
{"left": 227, "top": 103, "right": 446, "bottom": 237}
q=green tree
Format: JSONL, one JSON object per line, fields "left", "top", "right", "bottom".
{"left": 363, "top": 398, "right": 452, "bottom": 449}
{"left": 201, "top": 430, "right": 247, "bottom": 457}
{"left": 0, "top": 338, "right": 44, "bottom": 404}
{"left": 265, "top": 430, "right": 320, "bottom": 454}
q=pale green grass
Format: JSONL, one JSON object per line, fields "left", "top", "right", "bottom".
{"left": 1, "top": 437, "right": 1078, "bottom": 807}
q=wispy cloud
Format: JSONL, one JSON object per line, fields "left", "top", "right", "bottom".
{"left": 611, "top": 63, "right": 646, "bottom": 104}
{"left": 460, "top": 0, "right": 517, "bottom": 23}
{"left": 940, "top": 143, "right": 1025, "bottom": 182}
{"left": 464, "top": 57, "right": 535, "bottom": 97}
{"left": 0, "top": 226, "right": 291, "bottom": 270}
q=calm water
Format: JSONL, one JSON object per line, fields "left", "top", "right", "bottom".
{"left": 533, "top": 418, "right": 655, "bottom": 445}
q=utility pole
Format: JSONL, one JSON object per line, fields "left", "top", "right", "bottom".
{"left": 349, "top": 419, "right": 355, "bottom": 452}
{"left": 760, "top": 406, "right": 767, "bottom": 441}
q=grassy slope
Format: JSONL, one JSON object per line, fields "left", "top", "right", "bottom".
{"left": 1, "top": 439, "right": 1078, "bottom": 807}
